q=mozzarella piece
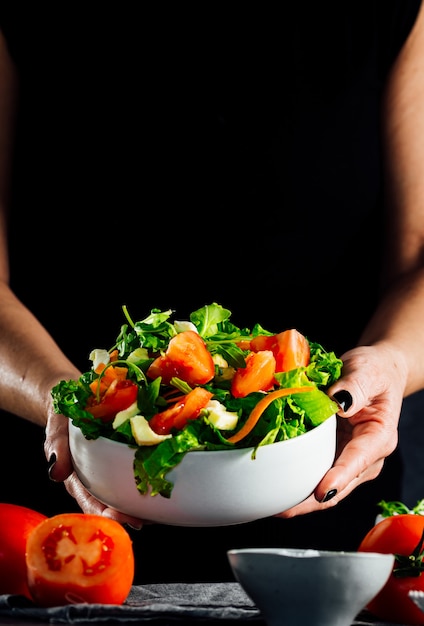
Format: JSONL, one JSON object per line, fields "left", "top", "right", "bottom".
{"left": 212, "top": 354, "right": 236, "bottom": 382}
{"left": 130, "top": 415, "right": 172, "bottom": 445}
{"left": 174, "top": 320, "right": 198, "bottom": 333}
{"left": 89, "top": 348, "right": 110, "bottom": 370}
{"left": 212, "top": 354, "right": 228, "bottom": 368}
{"left": 206, "top": 400, "right": 239, "bottom": 430}
{"left": 112, "top": 401, "right": 140, "bottom": 429}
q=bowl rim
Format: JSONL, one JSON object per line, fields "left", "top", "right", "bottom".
{"left": 227, "top": 547, "right": 395, "bottom": 561}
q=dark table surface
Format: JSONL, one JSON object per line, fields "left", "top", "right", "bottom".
{"left": 0, "top": 583, "right": 414, "bottom": 626}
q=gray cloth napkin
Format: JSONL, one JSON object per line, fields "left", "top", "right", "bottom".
{"left": 0, "top": 582, "right": 262, "bottom": 623}
{"left": 0, "top": 584, "right": 409, "bottom": 625}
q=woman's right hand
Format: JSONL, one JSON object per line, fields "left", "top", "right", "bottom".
{"left": 44, "top": 408, "right": 144, "bottom": 529}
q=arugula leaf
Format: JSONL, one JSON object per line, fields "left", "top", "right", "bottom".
{"left": 134, "top": 418, "right": 231, "bottom": 497}
{"left": 190, "top": 303, "right": 232, "bottom": 338}
{"left": 378, "top": 499, "right": 424, "bottom": 517}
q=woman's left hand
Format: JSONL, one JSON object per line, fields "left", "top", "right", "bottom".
{"left": 278, "top": 343, "right": 405, "bottom": 517}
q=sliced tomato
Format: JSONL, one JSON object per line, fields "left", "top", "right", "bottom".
{"left": 235, "top": 339, "right": 252, "bottom": 351}
{"left": 251, "top": 329, "right": 310, "bottom": 373}
{"left": 0, "top": 503, "right": 47, "bottom": 599}
{"left": 249, "top": 335, "right": 274, "bottom": 352}
{"left": 149, "top": 387, "right": 213, "bottom": 435}
{"left": 85, "top": 379, "right": 138, "bottom": 422}
{"left": 26, "top": 513, "right": 134, "bottom": 607}
{"left": 231, "top": 350, "right": 276, "bottom": 398}
{"left": 147, "top": 330, "right": 215, "bottom": 386}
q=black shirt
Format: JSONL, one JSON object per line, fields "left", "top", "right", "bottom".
{"left": 0, "top": 2, "right": 421, "bottom": 582}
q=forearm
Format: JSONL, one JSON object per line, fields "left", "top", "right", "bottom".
{"left": 358, "top": 267, "right": 424, "bottom": 397}
{"left": 0, "top": 283, "right": 80, "bottom": 426}
{"left": 0, "top": 33, "right": 79, "bottom": 427}
{"left": 359, "top": 2, "right": 424, "bottom": 398}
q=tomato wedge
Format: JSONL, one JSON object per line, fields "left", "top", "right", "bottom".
{"left": 26, "top": 513, "right": 134, "bottom": 607}
{"left": 85, "top": 379, "right": 138, "bottom": 422}
{"left": 147, "top": 330, "right": 215, "bottom": 386}
{"left": 149, "top": 387, "right": 213, "bottom": 435}
{"left": 251, "top": 329, "right": 310, "bottom": 373}
{"left": 0, "top": 503, "right": 47, "bottom": 599}
{"left": 231, "top": 351, "right": 276, "bottom": 398}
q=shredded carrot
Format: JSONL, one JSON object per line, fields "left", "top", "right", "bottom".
{"left": 89, "top": 364, "right": 129, "bottom": 396}
{"left": 109, "top": 349, "right": 119, "bottom": 361}
{"left": 226, "top": 385, "right": 315, "bottom": 444}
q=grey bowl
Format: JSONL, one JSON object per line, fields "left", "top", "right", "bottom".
{"left": 227, "top": 547, "right": 394, "bottom": 626}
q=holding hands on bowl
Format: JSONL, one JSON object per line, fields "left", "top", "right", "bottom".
{"left": 280, "top": 340, "right": 405, "bottom": 518}
{"left": 45, "top": 302, "right": 409, "bottom": 530}
{"left": 50, "top": 303, "right": 341, "bottom": 525}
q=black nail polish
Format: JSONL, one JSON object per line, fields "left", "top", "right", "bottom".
{"left": 124, "top": 522, "right": 143, "bottom": 531}
{"left": 321, "top": 489, "right": 338, "bottom": 503}
{"left": 332, "top": 390, "right": 353, "bottom": 412}
{"left": 48, "top": 453, "right": 57, "bottom": 481}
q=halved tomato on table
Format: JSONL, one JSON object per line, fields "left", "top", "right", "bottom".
{"left": 26, "top": 513, "right": 134, "bottom": 607}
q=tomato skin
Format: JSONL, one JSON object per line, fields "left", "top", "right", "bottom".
{"left": 26, "top": 513, "right": 134, "bottom": 607}
{"left": 358, "top": 515, "right": 424, "bottom": 625}
{"left": 231, "top": 351, "right": 276, "bottom": 398}
{"left": 251, "top": 329, "right": 310, "bottom": 373}
{"left": 0, "top": 503, "right": 47, "bottom": 599}
{"left": 147, "top": 330, "right": 215, "bottom": 386}
{"left": 249, "top": 335, "right": 274, "bottom": 352}
{"left": 149, "top": 387, "right": 213, "bottom": 435}
{"left": 85, "top": 379, "right": 138, "bottom": 422}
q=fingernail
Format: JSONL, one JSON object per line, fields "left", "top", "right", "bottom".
{"left": 124, "top": 522, "right": 143, "bottom": 531}
{"left": 321, "top": 489, "right": 338, "bottom": 503}
{"left": 332, "top": 390, "right": 353, "bottom": 412}
{"left": 47, "top": 453, "right": 57, "bottom": 481}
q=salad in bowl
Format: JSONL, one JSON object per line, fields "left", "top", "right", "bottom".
{"left": 52, "top": 303, "right": 342, "bottom": 504}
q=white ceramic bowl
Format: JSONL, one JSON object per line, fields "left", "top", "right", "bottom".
{"left": 227, "top": 547, "right": 395, "bottom": 626}
{"left": 69, "top": 413, "right": 336, "bottom": 526}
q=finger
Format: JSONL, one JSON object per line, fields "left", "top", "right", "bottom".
{"left": 277, "top": 457, "right": 385, "bottom": 518}
{"left": 327, "top": 345, "right": 405, "bottom": 418}
{"left": 278, "top": 426, "right": 390, "bottom": 518}
{"left": 278, "top": 408, "right": 397, "bottom": 518}
{"left": 44, "top": 413, "right": 74, "bottom": 481}
{"left": 64, "top": 472, "right": 144, "bottom": 529}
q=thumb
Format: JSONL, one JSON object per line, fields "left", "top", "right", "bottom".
{"left": 327, "top": 344, "right": 397, "bottom": 417}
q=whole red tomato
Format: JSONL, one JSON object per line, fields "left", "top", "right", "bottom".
{"left": 25, "top": 513, "right": 134, "bottom": 607}
{"left": 358, "top": 514, "right": 424, "bottom": 624}
{"left": 0, "top": 503, "right": 47, "bottom": 598}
